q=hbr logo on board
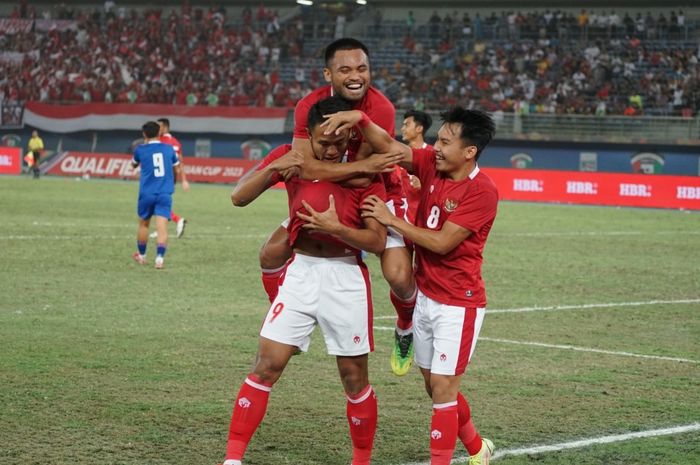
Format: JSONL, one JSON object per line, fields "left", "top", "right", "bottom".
{"left": 566, "top": 181, "right": 598, "bottom": 195}
{"left": 677, "top": 186, "right": 700, "bottom": 200}
{"left": 513, "top": 179, "right": 544, "bottom": 192}
{"left": 619, "top": 183, "right": 652, "bottom": 198}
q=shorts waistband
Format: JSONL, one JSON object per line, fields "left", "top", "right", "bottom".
{"left": 292, "top": 252, "right": 359, "bottom": 265}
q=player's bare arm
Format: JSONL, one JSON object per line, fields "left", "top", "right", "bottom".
{"left": 297, "top": 194, "right": 386, "bottom": 254}
{"left": 231, "top": 150, "right": 303, "bottom": 207}
{"left": 362, "top": 194, "right": 471, "bottom": 255}
{"left": 323, "top": 110, "right": 414, "bottom": 170}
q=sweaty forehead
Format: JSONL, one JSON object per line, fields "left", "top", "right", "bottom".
{"left": 329, "top": 49, "right": 369, "bottom": 69}
{"left": 310, "top": 125, "right": 349, "bottom": 143}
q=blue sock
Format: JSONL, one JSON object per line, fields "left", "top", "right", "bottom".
{"left": 156, "top": 243, "right": 167, "bottom": 258}
{"left": 137, "top": 241, "right": 147, "bottom": 256}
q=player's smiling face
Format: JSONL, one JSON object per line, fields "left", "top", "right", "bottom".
{"left": 324, "top": 49, "right": 370, "bottom": 102}
{"left": 308, "top": 125, "right": 350, "bottom": 163}
{"left": 434, "top": 123, "right": 477, "bottom": 176}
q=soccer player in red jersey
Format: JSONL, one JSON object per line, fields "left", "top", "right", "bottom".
{"left": 221, "top": 96, "right": 386, "bottom": 465}
{"left": 256, "top": 38, "right": 417, "bottom": 376}
{"left": 400, "top": 109, "right": 433, "bottom": 224}
{"left": 157, "top": 118, "right": 189, "bottom": 238}
{"left": 323, "top": 107, "right": 498, "bottom": 465}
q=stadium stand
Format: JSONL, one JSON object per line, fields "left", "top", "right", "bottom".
{"left": 1, "top": 4, "right": 699, "bottom": 116}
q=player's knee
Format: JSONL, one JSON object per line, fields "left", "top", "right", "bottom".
{"left": 258, "top": 241, "right": 288, "bottom": 269}
{"left": 382, "top": 261, "right": 415, "bottom": 298}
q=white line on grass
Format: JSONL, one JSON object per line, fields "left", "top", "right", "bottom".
{"left": 373, "top": 328, "right": 698, "bottom": 363}
{"left": 479, "top": 337, "right": 699, "bottom": 364}
{"left": 374, "top": 298, "right": 700, "bottom": 319}
{"left": 399, "top": 422, "right": 700, "bottom": 464}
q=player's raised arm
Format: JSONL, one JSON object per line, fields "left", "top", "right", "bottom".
{"left": 231, "top": 149, "right": 303, "bottom": 207}
{"left": 322, "top": 110, "right": 414, "bottom": 170}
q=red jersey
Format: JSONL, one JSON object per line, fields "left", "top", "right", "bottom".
{"left": 160, "top": 133, "right": 182, "bottom": 158}
{"left": 293, "top": 85, "right": 403, "bottom": 204}
{"left": 411, "top": 147, "right": 498, "bottom": 307}
{"left": 258, "top": 144, "right": 387, "bottom": 252}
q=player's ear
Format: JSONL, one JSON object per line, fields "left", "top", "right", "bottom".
{"left": 323, "top": 67, "right": 332, "bottom": 83}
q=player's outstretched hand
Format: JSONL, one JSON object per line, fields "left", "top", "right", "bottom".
{"left": 360, "top": 151, "right": 404, "bottom": 174}
{"left": 297, "top": 195, "right": 341, "bottom": 235}
{"left": 321, "top": 110, "right": 363, "bottom": 136}
{"left": 362, "top": 195, "right": 394, "bottom": 227}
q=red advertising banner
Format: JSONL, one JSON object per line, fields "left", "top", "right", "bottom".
{"left": 0, "top": 146, "right": 22, "bottom": 175}
{"left": 483, "top": 167, "right": 700, "bottom": 210}
{"left": 45, "top": 152, "right": 257, "bottom": 183}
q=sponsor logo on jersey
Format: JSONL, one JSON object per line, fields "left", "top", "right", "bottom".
{"left": 466, "top": 290, "right": 473, "bottom": 297}
{"left": 510, "top": 152, "right": 533, "bottom": 169}
{"left": 444, "top": 199, "right": 458, "bottom": 212}
{"left": 631, "top": 152, "right": 664, "bottom": 174}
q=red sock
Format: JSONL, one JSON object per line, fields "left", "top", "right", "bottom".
{"left": 457, "top": 393, "right": 482, "bottom": 455}
{"left": 346, "top": 385, "right": 377, "bottom": 465}
{"left": 171, "top": 212, "right": 180, "bottom": 222}
{"left": 225, "top": 374, "right": 273, "bottom": 461}
{"left": 430, "top": 403, "right": 458, "bottom": 465}
{"left": 390, "top": 288, "right": 416, "bottom": 331}
{"left": 261, "top": 266, "right": 285, "bottom": 303}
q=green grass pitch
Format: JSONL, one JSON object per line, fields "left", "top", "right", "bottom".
{"left": 1, "top": 175, "right": 698, "bottom": 465}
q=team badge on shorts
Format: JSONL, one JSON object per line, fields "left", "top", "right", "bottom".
{"left": 353, "top": 335, "right": 361, "bottom": 344}
{"left": 444, "top": 199, "right": 458, "bottom": 212}
{"left": 440, "top": 353, "right": 447, "bottom": 362}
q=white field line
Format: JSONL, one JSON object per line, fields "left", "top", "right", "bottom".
{"left": 399, "top": 422, "right": 700, "bottom": 464}
{"left": 372, "top": 328, "right": 698, "bottom": 364}
{"left": 479, "top": 337, "right": 699, "bottom": 364}
{"left": 374, "top": 298, "right": 700, "bottom": 319}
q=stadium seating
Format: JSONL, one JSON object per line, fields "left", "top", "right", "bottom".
{"left": 1, "top": 6, "right": 698, "bottom": 116}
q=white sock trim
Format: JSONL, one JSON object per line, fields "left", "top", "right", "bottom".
{"left": 346, "top": 385, "right": 373, "bottom": 404}
{"left": 433, "top": 400, "right": 458, "bottom": 410}
{"left": 261, "top": 265, "right": 286, "bottom": 274}
{"left": 245, "top": 377, "right": 272, "bottom": 392}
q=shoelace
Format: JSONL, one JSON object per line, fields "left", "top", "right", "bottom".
{"left": 396, "top": 334, "right": 413, "bottom": 358}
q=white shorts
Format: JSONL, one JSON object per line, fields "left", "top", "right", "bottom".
{"left": 260, "top": 253, "right": 374, "bottom": 356}
{"left": 279, "top": 198, "right": 407, "bottom": 250}
{"left": 413, "top": 290, "right": 485, "bottom": 375}
{"left": 385, "top": 199, "right": 406, "bottom": 249}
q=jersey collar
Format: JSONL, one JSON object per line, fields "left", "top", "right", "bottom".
{"left": 469, "top": 164, "right": 480, "bottom": 180}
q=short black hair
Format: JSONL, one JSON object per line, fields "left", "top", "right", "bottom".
{"left": 157, "top": 118, "right": 170, "bottom": 129}
{"left": 440, "top": 107, "right": 495, "bottom": 160}
{"left": 142, "top": 121, "right": 161, "bottom": 139}
{"left": 403, "top": 109, "right": 432, "bottom": 133}
{"left": 324, "top": 38, "right": 370, "bottom": 66}
{"left": 307, "top": 96, "right": 354, "bottom": 131}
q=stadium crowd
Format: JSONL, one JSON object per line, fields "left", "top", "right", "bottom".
{"left": 1, "top": 4, "right": 699, "bottom": 116}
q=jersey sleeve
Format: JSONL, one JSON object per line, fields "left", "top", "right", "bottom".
{"left": 255, "top": 145, "right": 291, "bottom": 184}
{"left": 170, "top": 146, "right": 179, "bottom": 166}
{"left": 368, "top": 100, "right": 396, "bottom": 134}
{"left": 447, "top": 184, "right": 498, "bottom": 234}
{"left": 293, "top": 97, "right": 313, "bottom": 139}
{"left": 132, "top": 146, "right": 141, "bottom": 165}
{"left": 410, "top": 147, "right": 435, "bottom": 185}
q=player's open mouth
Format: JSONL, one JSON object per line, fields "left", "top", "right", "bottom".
{"left": 345, "top": 83, "right": 363, "bottom": 91}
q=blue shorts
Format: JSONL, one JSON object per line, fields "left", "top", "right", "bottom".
{"left": 137, "top": 193, "right": 172, "bottom": 220}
